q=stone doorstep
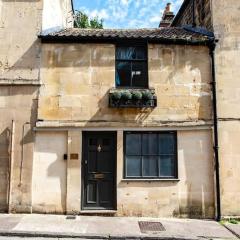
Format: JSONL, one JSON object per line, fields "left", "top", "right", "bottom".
{"left": 0, "top": 230, "right": 200, "bottom": 240}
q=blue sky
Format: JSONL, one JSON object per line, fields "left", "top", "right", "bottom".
{"left": 73, "top": 0, "right": 184, "bottom": 29}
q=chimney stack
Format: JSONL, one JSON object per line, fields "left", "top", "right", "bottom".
{"left": 159, "top": 3, "right": 175, "bottom": 28}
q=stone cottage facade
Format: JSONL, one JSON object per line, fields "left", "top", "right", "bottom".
{"left": 0, "top": 0, "right": 239, "bottom": 219}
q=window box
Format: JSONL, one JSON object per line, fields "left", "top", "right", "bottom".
{"left": 109, "top": 88, "right": 157, "bottom": 108}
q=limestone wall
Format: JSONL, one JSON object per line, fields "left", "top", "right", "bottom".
{"left": 117, "top": 130, "right": 215, "bottom": 218}
{"left": 0, "top": 0, "right": 73, "bottom": 213}
{"left": 32, "top": 129, "right": 215, "bottom": 218}
{"left": 0, "top": 116, "right": 9, "bottom": 212}
{"left": 212, "top": 0, "right": 240, "bottom": 217}
{"left": 0, "top": 0, "right": 43, "bottom": 83}
{"left": 218, "top": 122, "right": 240, "bottom": 216}
{"left": 42, "top": 0, "right": 73, "bottom": 34}
{"left": 38, "top": 43, "right": 212, "bottom": 128}
{"left": 0, "top": 0, "right": 42, "bottom": 213}
{"left": 32, "top": 131, "right": 67, "bottom": 213}
{"left": 0, "top": 86, "right": 38, "bottom": 213}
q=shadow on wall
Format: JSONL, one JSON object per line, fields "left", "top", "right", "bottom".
{"left": 0, "top": 86, "right": 38, "bottom": 144}
{"left": 0, "top": 39, "right": 41, "bottom": 80}
{"left": 0, "top": 86, "right": 38, "bottom": 211}
{"left": 47, "top": 156, "right": 67, "bottom": 214}
{"left": 0, "top": 128, "right": 10, "bottom": 213}
{"left": 9, "top": 40, "right": 40, "bottom": 72}
{"left": 84, "top": 91, "right": 154, "bottom": 127}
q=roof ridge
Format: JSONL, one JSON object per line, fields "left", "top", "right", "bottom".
{"left": 40, "top": 27, "right": 211, "bottom": 45}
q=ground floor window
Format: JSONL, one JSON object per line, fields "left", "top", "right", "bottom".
{"left": 124, "top": 131, "right": 177, "bottom": 179}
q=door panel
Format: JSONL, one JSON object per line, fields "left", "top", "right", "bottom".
{"left": 82, "top": 132, "right": 116, "bottom": 210}
{"left": 87, "top": 181, "right": 97, "bottom": 204}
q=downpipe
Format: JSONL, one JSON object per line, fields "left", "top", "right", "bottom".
{"left": 209, "top": 41, "right": 221, "bottom": 221}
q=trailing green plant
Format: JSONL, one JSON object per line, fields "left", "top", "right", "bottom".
{"left": 142, "top": 90, "right": 153, "bottom": 100}
{"left": 229, "top": 219, "right": 239, "bottom": 224}
{"left": 132, "top": 90, "right": 142, "bottom": 100}
{"left": 121, "top": 90, "right": 132, "bottom": 100}
{"left": 111, "top": 91, "right": 122, "bottom": 100}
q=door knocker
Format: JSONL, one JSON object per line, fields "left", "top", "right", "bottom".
{"left": 97, "top": 144, "right": 102, "bottom": 152}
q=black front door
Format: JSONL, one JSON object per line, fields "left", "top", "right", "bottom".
{"left": 82, "top": 132, "right": 117, "bottom": 210}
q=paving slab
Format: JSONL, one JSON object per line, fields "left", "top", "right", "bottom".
{"left": 224, "top": 223, "right": 240, "bottom": 238}
{"left": 0, "top": 214, "right": 237, "bottom": 240}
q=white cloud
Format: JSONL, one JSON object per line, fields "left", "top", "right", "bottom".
{"left": 121, "top": 0, "right": 128, "bottom": 6}
{"left": 149, "top": 15, "right": 160, "bottom": 23}
{"left": 168, "top": 0, "right": 184, "bottom": 12}
{"left": 89, "top": 9, "right": 109, "bottom": 20}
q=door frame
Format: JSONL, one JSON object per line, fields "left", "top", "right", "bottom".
{"left": 81, "top": 131, "right": 117, "bottom": 211}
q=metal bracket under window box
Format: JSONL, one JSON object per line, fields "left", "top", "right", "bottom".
{"left": 109, "top": 88, "right": 157, "bottom": 108}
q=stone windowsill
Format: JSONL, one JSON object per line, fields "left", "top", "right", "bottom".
{"left": 121, "top": 178, "right": 180, "bottom": 182}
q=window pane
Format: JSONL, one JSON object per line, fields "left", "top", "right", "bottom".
{"left": 126, "top": 156, "right": 141, "bottom": 177}
{"left": 159, "top": 156, "right": 175, "bottom": 177}
{"left": 116, "top": 61, "right": 131, "bottom": 87}
{"left": 126, "top": 134, "right": 141, "bottom": 155}
{"left": 132, "top": 62, "right": 147, "bottom": 88}
{"left": 143, "top": 156, "right": 158, "bottom": 177}
{"left": 116, "top": 47, "right": 146, "bottom": 60}
{"left": 136, "top": 46, "right": 147, "bottom": 59}
{"left": 159, "top": 133, "right": 175, "bottom": 154}
{"left": 142, "top": 134, "right": 158, "bottom": 155}
{"left": 116, "top": 47, "right": 135, "bottom": 60}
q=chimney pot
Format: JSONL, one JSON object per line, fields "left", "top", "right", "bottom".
{"left": 166, "top": 3, "right": 171, "bottom": 12}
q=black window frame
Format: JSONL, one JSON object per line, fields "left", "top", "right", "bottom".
{"left": 115, "top": 41, "right": 149, "bottom": 89}
{"left": 123, "top": 131, "right": 178, "bottom": 180}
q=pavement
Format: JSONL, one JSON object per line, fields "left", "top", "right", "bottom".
{"left": 224, "top": 223, "right": 240, "bottom": 239}
{"left": 0, "top": 214, "right": 238, "bottom": 240}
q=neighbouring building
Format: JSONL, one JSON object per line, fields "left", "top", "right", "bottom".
{"left": 0, "top": 0, "right": 239, "bottom": 219}
{"left": 172, "top": 0, "right": 240, "bottom": 219}
{"left": 0, "top": 0, "right": 73, "bottom": 213}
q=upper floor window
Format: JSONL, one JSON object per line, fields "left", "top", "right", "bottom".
{"left": 116, "top": 44, "right": 148, "bottom": 88}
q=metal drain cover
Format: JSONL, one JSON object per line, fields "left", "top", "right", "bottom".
{"left": 138, "top": 221, "right": 165, "bottom": 233}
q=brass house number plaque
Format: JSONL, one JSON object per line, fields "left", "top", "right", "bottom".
{"left": 70, "top": 153, "right": 79, "bottom": 160}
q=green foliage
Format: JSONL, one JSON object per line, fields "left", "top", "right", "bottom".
{"left": 90, "top": 17, "right": 103, "bottom": 29}
{"left": 111, "top": 91, "right": 122, "bottom": 100}
{"left": 142, "top": 90, "right": 153, "bottom": 100}
{"left": 74, "top": 11, "right": 103, "bottom": 29}
{"left": 220, "top": 219, "right": 240, "bottom": 225}
{"left": 229, "top": 219, "right": 239, "bottom": 224}
{"left": 132, "top": 90, "right": 142, "bottom": 100}
{"left": 121, "top": 90, "right": 132, "bottom": 100}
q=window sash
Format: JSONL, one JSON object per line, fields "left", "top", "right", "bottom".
{"left": 116, "top": 44, "right": 148, "bottom": 88}
{"left": 116, "top": 46, "right": 147, "bottom": 61}
{"left": 116, "top": 60, "right": 148, "bottom": 88}
{"left": 124, "top": 132, "right": 177, "bottom": 179}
